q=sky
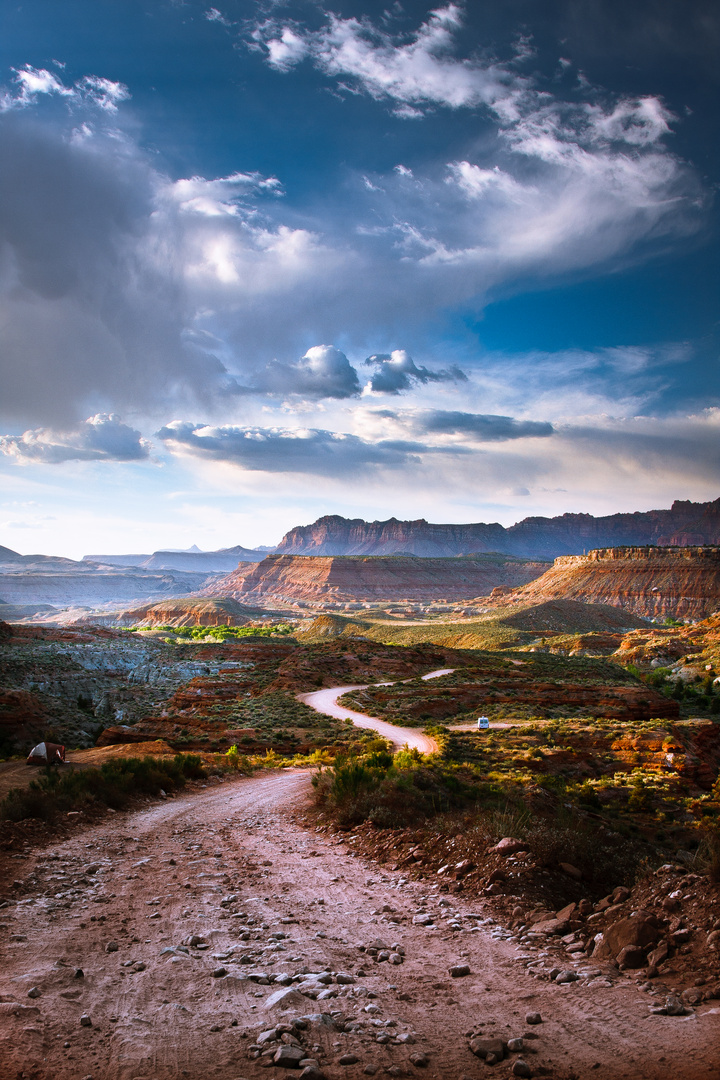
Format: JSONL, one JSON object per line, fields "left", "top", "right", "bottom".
{"left": 0, "top": 0, "right": 718, "bottom": 557}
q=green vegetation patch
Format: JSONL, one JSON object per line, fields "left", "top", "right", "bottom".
{"left": 147, "top": 623, "right": 295, "bottom": 641}
{"left": 340, "top": 650, "right": 644, "bottom": 725}
{"left": 0, "top": 753, "right": 206, "bottom": 822}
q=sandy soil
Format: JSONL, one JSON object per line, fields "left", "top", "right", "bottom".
{"left": 1, "top": 769, "right": 719, "bottom": 1080}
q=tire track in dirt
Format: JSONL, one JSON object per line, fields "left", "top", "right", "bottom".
{"left": 1, "top": 769, "right": 718, "bottom": 1080}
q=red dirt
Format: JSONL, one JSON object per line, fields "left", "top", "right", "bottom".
{"left": 0, "top": 771, "right": 718, "bottom": 1080}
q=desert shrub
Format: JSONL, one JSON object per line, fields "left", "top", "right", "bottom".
{"left": 576, "top": 781, "right": 602, "bottom": 809}
{"left": 313, "top": 752, "right": 482, "bottom": 828}
{"left": 224, "top": 745, "right": 253, "bottom": 773}
{"left": 627, "top": 773, "right": 653, "bottom": 811}
{"left": 0, "top": 753, "right": 206, "bottom": 823}
{"left": 696, "top": 822, "right": 720, "bottom": 882}
{"left": 520, "top": 812, "right": 647, "bottom": 886}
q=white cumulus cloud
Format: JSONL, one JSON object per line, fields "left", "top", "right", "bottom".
{"left": 0, "top": 414, "right": 150, "bottom": 464}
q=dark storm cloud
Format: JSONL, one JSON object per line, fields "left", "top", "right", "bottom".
{"left": 0, "top": 112, "right": 218, "bottom": 427}
{"left": 415, "top": 410, "right": 554, "bottom": 440}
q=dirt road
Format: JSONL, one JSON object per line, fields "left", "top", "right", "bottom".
{"left": 1, "top": 770, "right": 718, "bottom": 1080}
{"left": 298, "top": 668, "right": 456, "bottom": 754}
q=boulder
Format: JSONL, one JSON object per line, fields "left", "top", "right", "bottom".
{"left": 264, "top": 987, "right": 307, "bottom": 1011}
{"left": 617, "top": 945, "right": 645, "bottom": 970}
{"left": 274, "top": 1045, "right": 305, "bottom": 1068}
{"left": 490, "top": 838, "right": 526, "bottom": 857}
{"left": 593, "top": 913, "right": 660, "bottom": 960}
{"left": 535, "top": 918, "right": 571, "bottom": 936}
{"left": 470, "top": 1037, "right": 505, "bottom": 1060}
{"left": 512, "top": 1062, "right": 533, "bottom": 1079}
{"left": 646, "top": 941, "right": 669, "bottom": 969}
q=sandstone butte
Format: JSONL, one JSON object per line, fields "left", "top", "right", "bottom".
{"left": 275, "top": 496, "right": 720, "bottom": 559}
{"left": 488, "top": 545, "right": 720, "bottom": 621}
{"left": 202, "top": 553, "right": 549, "bottom": 606}
{"left": 115, "top": 597, "right": 258, "bottom": 627}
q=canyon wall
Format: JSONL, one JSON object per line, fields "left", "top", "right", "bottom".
{"left": 497, "top": 545, "right": 720, "bottom": 620}
{"left": 276, "top": 498, "right": 720, "bottom": 559}
{"left": 205, "top": 553, "right": 548, "bottom": 606}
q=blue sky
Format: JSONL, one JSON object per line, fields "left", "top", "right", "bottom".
{"left": 0, "top": 0, "right": 718, "bottom": 556}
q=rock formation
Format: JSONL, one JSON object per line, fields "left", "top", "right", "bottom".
{"left": 204, "top": 553, "right": 548, "bottom": 607}
{"left": 115, "top": 597, "right": 258, "bottom": 627}
{"left": 490, "top": 545, "right": 720, "bottom": 620}
{"left": 276, "top": 498, "right": 720, "bottom": 559}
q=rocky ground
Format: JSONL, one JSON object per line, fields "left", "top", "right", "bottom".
{"left": 1, "top": 770, "right": 718, "bottom": 1080}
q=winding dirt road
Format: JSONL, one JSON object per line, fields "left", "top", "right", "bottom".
{"left": 298, "top": 668, "right": 456, "bottom": 754}
{"left": 1, "top": 668, "right": 718, "bottom": 1079}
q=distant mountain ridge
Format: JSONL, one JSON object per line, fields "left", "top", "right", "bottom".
{"left": 275, "top": 498, "right": 720, "bottom": 560}
{"left": 84, "top": 544, "right": 267, "bottom": 573}
{"left": 0, "top": 545, "right": 218, "bottom": 609}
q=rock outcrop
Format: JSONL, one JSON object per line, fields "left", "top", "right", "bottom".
{"left": 489, "top": 546, "right": 720, "bottom": 621}
{"left": 115, "top": 597, "right": 259, "bottom": 628}
{"left": 276, "top": 498, "right": 720, "bottom": 559}
{"left": 204, "top": 554, "right": 548, "bottom": 607}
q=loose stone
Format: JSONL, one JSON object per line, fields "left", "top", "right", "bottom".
{"left": 512, "top": 1059, "right": 533, "bottom": 1078}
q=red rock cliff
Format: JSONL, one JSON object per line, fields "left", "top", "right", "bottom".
{"left": 276, "top": 499, "right": 720, "bottom": 559}
{"left": 497, "top": 546, "right": 720, "bottom": 620}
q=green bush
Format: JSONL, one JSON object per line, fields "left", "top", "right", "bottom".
{"left": 313, "top": 751, "right": 482, "bottom": 828}
{"left": 150, "top": 623, "right": 294, "bottom": 641}
{"left": 0, "top": 753, "right": 206, "bottom": 823}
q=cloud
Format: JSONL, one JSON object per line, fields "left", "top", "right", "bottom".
{"left": 205, "top": 8, "right": 231, "bottom": 28}
{"left": 250, "top": 5, "right": 520, "bottom": 112}
{"left": 157, "top": 421, "right": 422, "bottom": 476}
{"left": 0, "top": 414, "right": 150, "bottom": 463}
{"left": 250, "top": 6, "right": 702, "bottom": 280}
{"left": 0, "top": 33, "right": 706, "bottom": 431}
{"left": 2, "top": 65, "right": 129, "bottom": 112}
{"left": 411, "top": 409, "right": 554, "bottom": 440}
{"left": 364, "top": 350, "right": 467, "bottom": 393}
{"left": 256, "top": 345, "right": 361, "bottom": 399}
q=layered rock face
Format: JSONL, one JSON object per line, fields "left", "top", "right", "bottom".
{"left": 276, "top": 498, "right": 720, "bottom": 559}
{"left": 205, "top": 553, "right": 548, "bottom": 606}
{"left": 114, "top": 598, "right": 259, "bottom": 627}
{"left": 496, "top": 546, "right": 720, "bottom": 620}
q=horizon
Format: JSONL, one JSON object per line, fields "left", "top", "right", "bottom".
{"left": 1, "top": 492, "right": 717, "bottom": 561}
{"left": 1, "top": 1, "right": 718, "bottom": 558}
